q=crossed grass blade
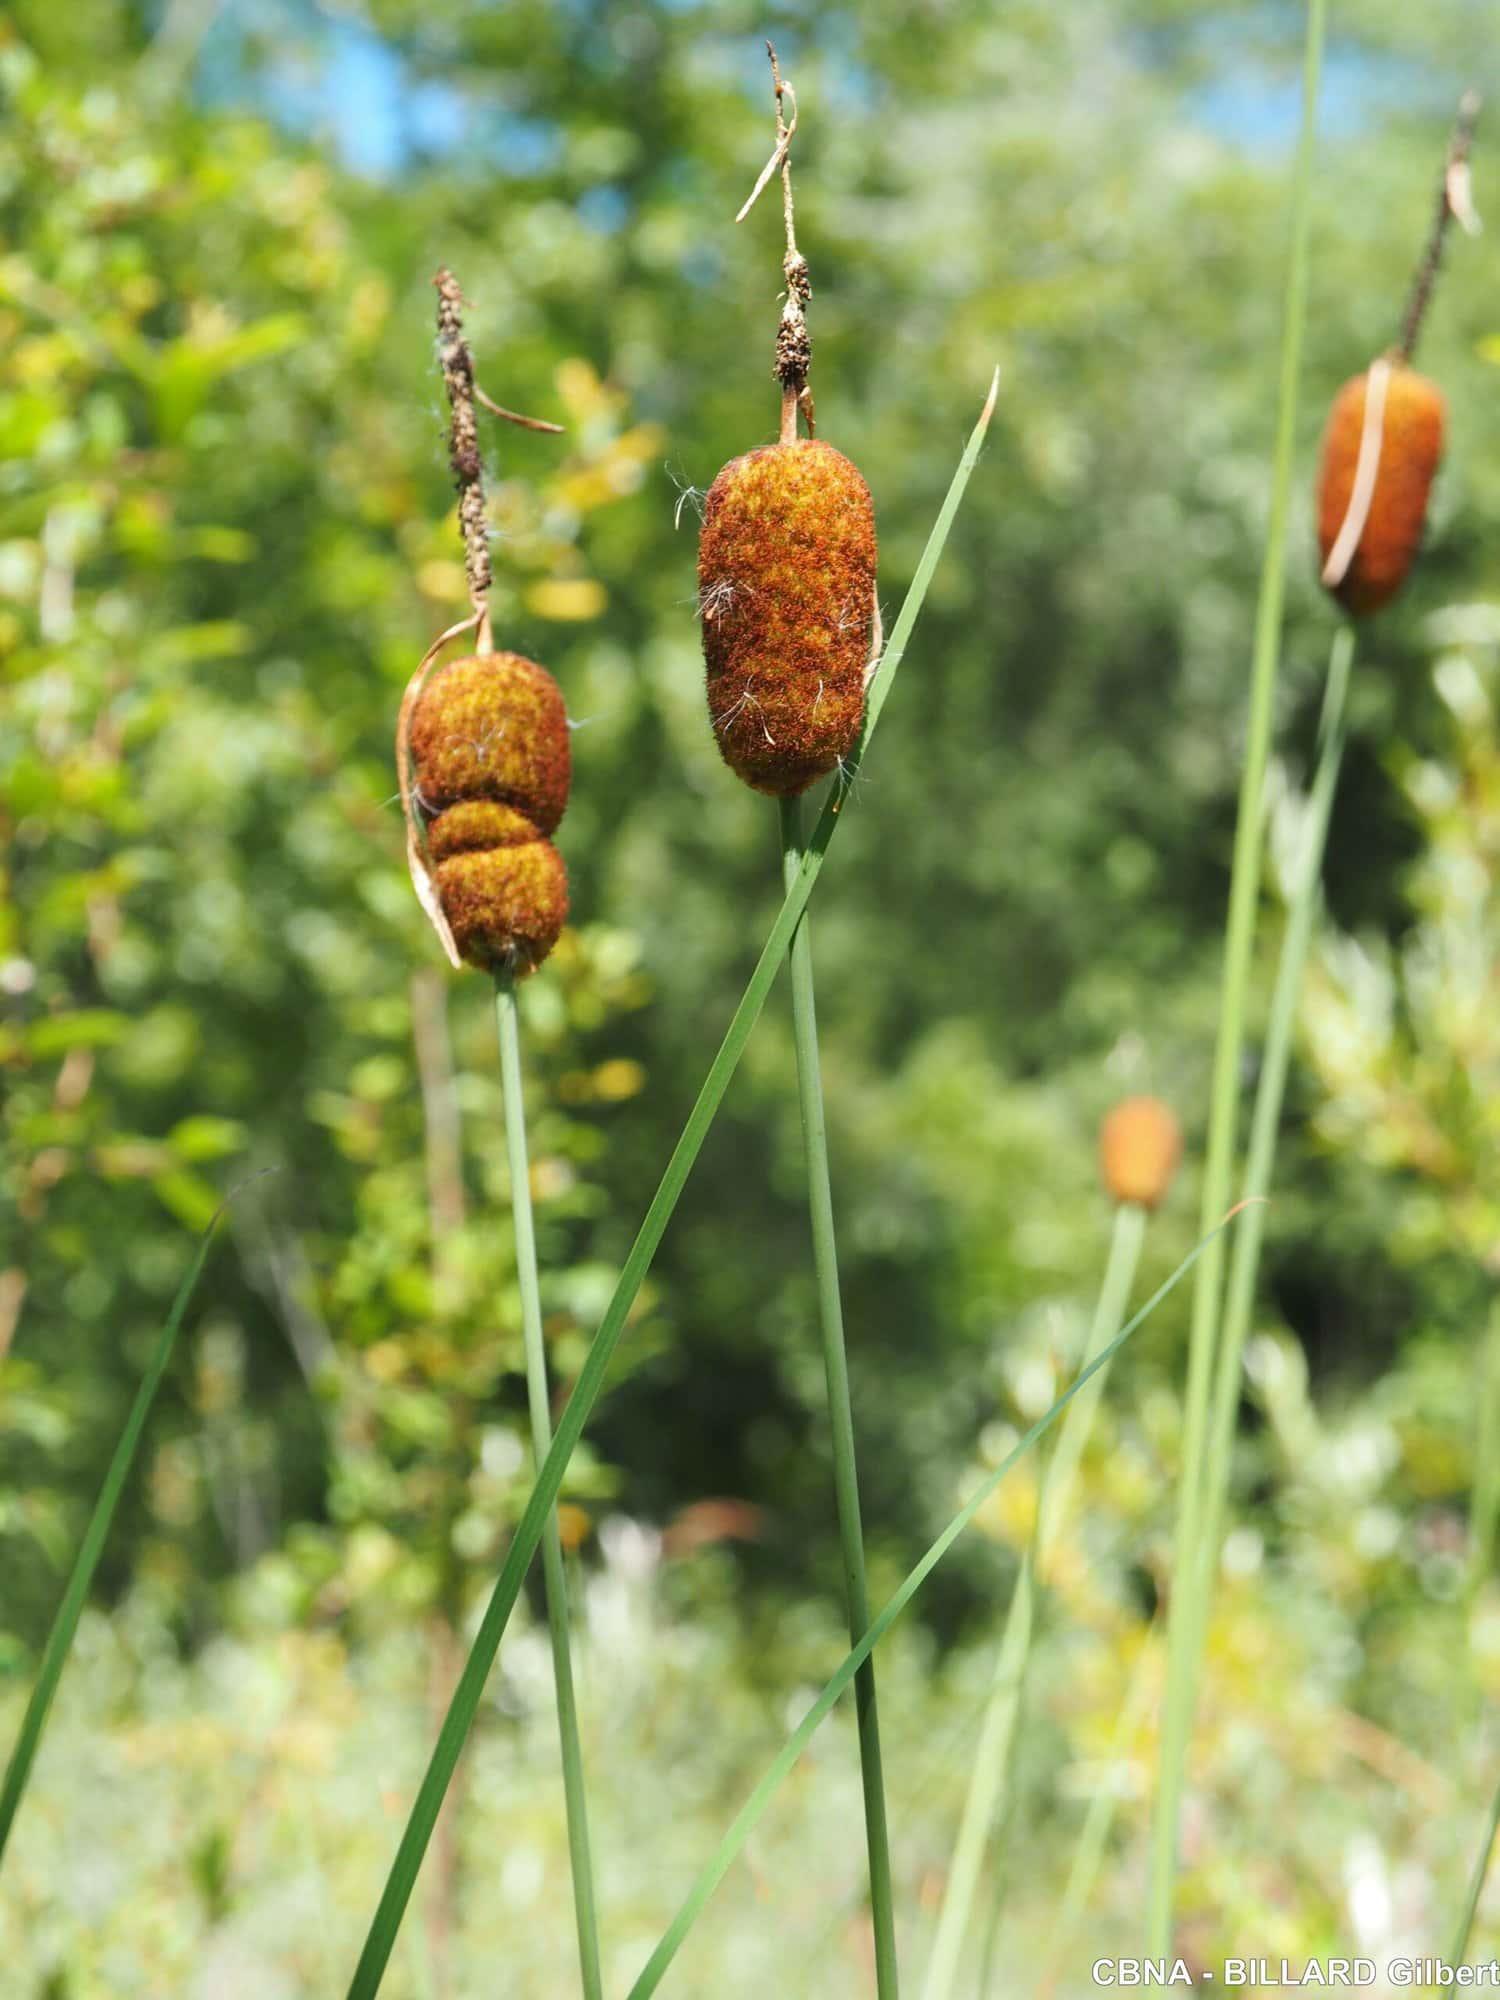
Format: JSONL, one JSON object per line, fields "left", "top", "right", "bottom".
{"left": 624, "top": 1208, "right": 1251, "bottom": 1999}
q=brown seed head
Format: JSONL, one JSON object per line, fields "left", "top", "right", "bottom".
{"left": 426, "top": 799, "right": 540, "bottom": 862}
{"left": 433, "top": 840, "right": 569, "bottom": 977}
{"left": 1100, "top": 1096, "right": 1183, "bottom": 1210}
{"left": 699, "top": 437, "right": 876, "bottom": 795}
{"left": 409, "top": 652, "right": 571, "bottom": 833}
{"left": 1316, "top": 366, "right": 1447, "bottom": 615}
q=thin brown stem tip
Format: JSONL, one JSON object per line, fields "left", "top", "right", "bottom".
{"left": 432, "top": 267, "right": 563, "bottom": 621}
{"left": 735, "top": 42, "right": 798, "bottom": 224}
{"left": 1396, "top": 93, "right": 1482, "bottom": 362}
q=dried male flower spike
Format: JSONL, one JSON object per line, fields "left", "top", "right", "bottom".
{"left": 1316, "top": 365, "right": 1447, "bottom": 616}
{"left": 699, "top": 438, "right": 876, "bottom": 795}
{"left": 408, "top": 651, "right": 571, "bottom": 976}
{"left": 1100, "top": 1096, "right": 1183, "bottom": 1210}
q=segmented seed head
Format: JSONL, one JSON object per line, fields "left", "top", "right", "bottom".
{"left": 1316, "top": 366, "right": 1447, "bottom": 616}
{"left": 433, "top": 840, "right": 569, "bottom": 976}
{"left": 426, "top": 799, "right": 539, "bottom": 861}
{"left": 1100, "top": 1096, "right": 1182, "bottom": 1210}
{"left": 698, "top": 438, "right": 876, "bottom": 796}
{"left": 409, "top": 652, "right": 571, "bottom": 834}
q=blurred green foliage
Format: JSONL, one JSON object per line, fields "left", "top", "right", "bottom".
{"left": 3, "top": 0, "right": 1500, "bottom": 1987}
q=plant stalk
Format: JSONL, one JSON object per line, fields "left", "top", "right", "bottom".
{"left": 779, "top": 791, "right": 900, "bottom": 1997}
{"left": 1469, "top": 1293, "right": 1500, "bottom": 1601}
{"left": 1195, "top": 620, "right": 1353, "bottom": 1606}
{"left": 922, "top": 1200, "right": 1147, "bottom": 2000}
{"left": 1040, "top": 1630, "right": 1160, "bottom": 1997}
{"left": 1450, "top": 1762, "right": 1500, "bottom": 1966}
{"left": 1145, "top": 0, "right": 1327, "bottom": 1951}
{"left": 345, "top": 372, "right": 998, "bottom": 2000}
{"left": 495, "top": 976, "right": 604, "bottom": 2000}
{"left": 624, "top": 1214, "right": 1241, "bottom": 1999}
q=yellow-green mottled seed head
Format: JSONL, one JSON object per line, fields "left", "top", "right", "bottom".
{"left": 698, "top": 438, "right": 876, "bottom": 796}
{"left": 434, "top": 840, "right": 569, "bottom": 977}
{"left": 409, "top": 652, "right": 571, "bottom": 834}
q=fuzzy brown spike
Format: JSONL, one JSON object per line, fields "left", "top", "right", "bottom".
{"left": 432, "top": 842, "right": 569, "bottom": 976}
{"left": 426, "top": 800, "right": 540, "bottom": 862}
{"left": 409, "top": 653, "right": 571, "bottom": 833}
{"left": 1316, "top": 366, "right": 1446, "bottom": 616}
{"left": 407, "top": 651, "right": 572, "bottom": 976}
{"left": 402, "top": 272, "right": 572, "bottom": 978}
{"left": 699, "top": 438, "right": 876, "bottom": 795}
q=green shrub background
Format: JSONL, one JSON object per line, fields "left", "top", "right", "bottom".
{"left": 3, "top": 0, "right": 1498, "bottom": 1989}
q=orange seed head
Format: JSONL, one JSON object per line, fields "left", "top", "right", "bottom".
{"left": 698, "top": 438, "right": 876, "bottom": 796}
{"left": 409, "top": 652, "right": 571, "bottom": 834}
{"left": 1316, "top": 366, "right": 1446, "bottom": 616}
{"left": 433, "top": 840, "right": 569, "bottom": 977}
{"left": 1100, "top": 1096, "right": 1182, "bottom": 1210}
{"left": 426, "top": 799, "right": 539, "bottom": 862}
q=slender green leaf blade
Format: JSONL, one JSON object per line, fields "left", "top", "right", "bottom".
{"left": 626, "top": 1210, "right": 1245, "bottom": 1999}
{"left": 0, "top": 1180, "right": 256, "bottom": 1866}
{"left": 1450, "top": 1770, "right": 1500, "bottom": 1967}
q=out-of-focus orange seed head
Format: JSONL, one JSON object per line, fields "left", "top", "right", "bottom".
{"left": 698, "top": 438, "right": 876, "bottom": 796}
{"left": 433, "top": 840, "right": 569, "bottom": 977}
{"left": 1316, "top": 366, "right": 1446, "bottom": 616}
{"left": 1100, "top": 1096, "right": 1183, "bottom": 1210}
{"left": 409, "top": 652, "right": 571, "bottom": 833}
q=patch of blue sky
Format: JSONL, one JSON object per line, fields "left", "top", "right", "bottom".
{"left": 199, "top": 5, "right": 1448, "bottom": 185}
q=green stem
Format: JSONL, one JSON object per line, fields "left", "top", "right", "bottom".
{"left": 779, "top": 792, "right": 900, "bottom": 1998}
{"left": 1044, "top": 1631, "right": 1159, "bottom": 1993}
{"left": 1145, "top": 0, "right": 1327, "bottom": 1951}
{"left": 921, "top": 1202, "right": 1147, "bottom": 2000}
{"left": 1469, "top": 1293, "right": 1500, "bottom": 1601}
{"left": 495, "top": 976, "right": 604, "bottom": 2000}
{"left": 1039, "top": 1203, "right": 1149, "bottom": 1556}
{"left": 344, "top": 373, "right": 1000, "bottom": 2000}
{"left": 0, "top": 1185, "right": 250, "bottom": 1867}
{"left": 924, "top": 1556, "right": 1035, "bottom": 2000}
{"left": 1195, "top": 621, "right": 1353, "bottom": 1608}
{"left": 624, "top": 1214, "right": 1238, "bottom": 2000}
{"left": 1449, "top": 1766, "right": 1500, "bottom": 1966}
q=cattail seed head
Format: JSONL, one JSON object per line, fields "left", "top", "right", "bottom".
{"left": 699, "top": 438, "right": 876, "bottom": 795}
{"left": 1100, "top": 1096, "right": 1182, "bottom": 1210}
{"left": 433, "top": 840, "right": 569, "bottom": 976}
{"left": 425, "top": 799, "right": 539, "bottom": 862}
{"left": 1316, "top": 366, "right": 1447, "bottom": 615}
{"left": 406, "top": 651, "right": 571, "bottom": 978}
{"left": 409, "top": 652, "right": 570, "bottom": 834}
